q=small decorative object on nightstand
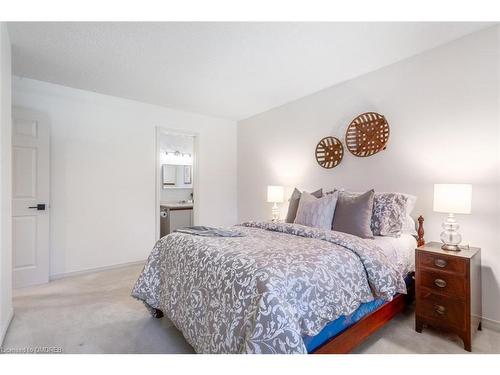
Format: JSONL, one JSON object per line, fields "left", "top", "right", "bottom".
{"left": 415, "top": 242, "right": 482, "bottom": 352}
{"left": 267, "top": 186, "right": 284, "bottom": 222}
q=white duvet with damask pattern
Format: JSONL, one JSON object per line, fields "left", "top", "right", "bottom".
{"left": 131, "top": 222, "right": 406, "bottom": 354}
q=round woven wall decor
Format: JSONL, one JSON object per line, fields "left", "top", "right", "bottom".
{"left": 345, "top": 112, "right": 390, "bottom": 157}
{"left": 315, "top": 136, "right": 344, "bottom": 169}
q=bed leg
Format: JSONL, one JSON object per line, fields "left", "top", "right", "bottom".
{"left": 405, "top": 273, "right": 416, "bottom": 304}
{"left": 153, "top": 308, "right": 164, "bottom": 318}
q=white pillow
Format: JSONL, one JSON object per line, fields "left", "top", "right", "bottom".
{"left": 402, "top": 194, "right": 417, "bottom": 235}
{"left": 294, "top": 191, "right": 338, "bottom": 230}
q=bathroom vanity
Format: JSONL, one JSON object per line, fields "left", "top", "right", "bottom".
{"left": 160, "top": 203, "right": 194, "bottom": 237}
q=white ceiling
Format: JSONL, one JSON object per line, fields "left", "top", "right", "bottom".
{"left": 8, "top": 22, "right": 494, "bottom": 120}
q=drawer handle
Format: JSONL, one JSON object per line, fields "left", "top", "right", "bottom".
{"left": 434, "top": 278, "right": 447, "bottom": 288}
{"left": 434, "top": 259, "right": 447, "bottom": 268}
{"left": 434, "top": 304, "right": 446, "bottom": 315}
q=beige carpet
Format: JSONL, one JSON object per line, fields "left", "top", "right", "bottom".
{"left": 3, "top": 264, "right": 499, "bottom": 354}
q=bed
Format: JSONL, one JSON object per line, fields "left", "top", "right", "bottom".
{"left": 131, "top": 216, "right": 425, "bottom": 354}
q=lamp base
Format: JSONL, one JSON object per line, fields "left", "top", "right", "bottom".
{"left": 271, "top": 202, "right": 280, "bottom": 223}
{"left": 441, "top": 243, "right": 461, "bottom": 251}
{"left": 440, "top": 213, "right": 462, "bottom": 252}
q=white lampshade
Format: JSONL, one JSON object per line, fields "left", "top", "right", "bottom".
{"left": 433, "top": 184, "right": 472, "bottom": 214}
{"left": 267, "top": 186, "right": 284, "bottom": 203}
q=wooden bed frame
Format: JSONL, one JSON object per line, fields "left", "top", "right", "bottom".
{"left": 312, "top": 215, "right": 425, "bottom": 354}
{"left": 153, "top": 215, "right": 425, "bottom": 354}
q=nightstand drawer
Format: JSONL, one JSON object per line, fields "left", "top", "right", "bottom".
{"left": 417, "top": 290, "right": 466, "bottom": 329}
{"left": 418, "top": 251, "right": 466, "bottom": 274}
{"left": 420, "top": 269, "right": 466, "bottom": 298}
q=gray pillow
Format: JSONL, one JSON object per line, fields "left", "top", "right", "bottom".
{"left": 285, "top": 188, "right": 323, "bottom": 223}
{"left": 332, "top": 189, "right": 375, "bottom": 239}
{"left": 294, "top": 191, "right": 339, "bottom": 230}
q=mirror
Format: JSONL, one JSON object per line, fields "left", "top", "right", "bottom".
{"left": 162, "top": 164, "right": 192, "bottom": 188}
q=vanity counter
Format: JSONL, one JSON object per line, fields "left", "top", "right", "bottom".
{"left": 160, "top": 202, "right": 194, "bottom": 210}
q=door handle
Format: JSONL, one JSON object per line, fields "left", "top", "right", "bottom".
{"left": 434, "top": 258, "right": 447, "bottom": 268}
{"left": 434, "top": 278, "right": 447, "bottom": 288}
{"left": 28, "top": 204, "right": 46, "bottom": 211}
{"left": 434, "top": 304, "right": 446, "bottom": 315}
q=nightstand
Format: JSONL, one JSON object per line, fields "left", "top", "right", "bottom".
{"left": 415, "top": 242, "right": 482, "bottom": 352}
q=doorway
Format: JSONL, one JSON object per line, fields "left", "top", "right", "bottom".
{"left": 155, "top": 127, "right": 198, "bottom": 240}
{"left": 11, "top": 107, "right": 50, "bottom": 288}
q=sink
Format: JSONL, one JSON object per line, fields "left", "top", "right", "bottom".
{"left": 160, "top": 201, "right": 194, "bottom": 209}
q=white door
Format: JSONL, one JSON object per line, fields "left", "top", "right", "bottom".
{"left": 12, "top": 107, "right": 50, "bottom": 288}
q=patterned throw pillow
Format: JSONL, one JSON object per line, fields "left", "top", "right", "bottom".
{"left": 294, "top": 191, "right": 338, "bottom": 230}
{"left": 371, "top": 193, "right": 409, "bottom": 237}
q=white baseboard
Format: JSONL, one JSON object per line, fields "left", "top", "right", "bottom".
{"left": 481, "top": 316, "right": 500, "bottom": 332}
{"left": 0, "top": 308, "right": 14, "bottom": 345}
{"left": 49, "top": 260, "right": 146, "bottom": 281}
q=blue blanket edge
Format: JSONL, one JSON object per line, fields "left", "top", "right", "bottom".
{"left": 304, "top": 274, "right": 413, "bottom": 353}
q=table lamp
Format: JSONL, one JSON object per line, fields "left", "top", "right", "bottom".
{"left": 267, "top": 186, "right": 284, "bottom": 222}
{"left": 433, "top": 184, "right": 472, "bottom": 251}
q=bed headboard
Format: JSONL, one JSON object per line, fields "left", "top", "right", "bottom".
{"left": 417, "top": 215, "right": 425, "bottom": 247}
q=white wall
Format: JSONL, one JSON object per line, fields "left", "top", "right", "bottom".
{"left": 13, "top": 77, "right": 237, "bottom": 278}
{"left": 238, "top": 27, "right": 500, "bottom": 326}
{"left": 0, "top": 22, "right": 13, "bottom": 343}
